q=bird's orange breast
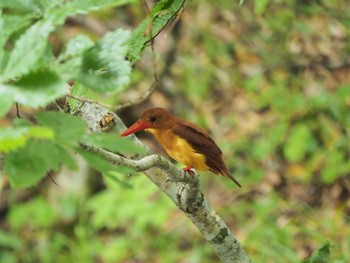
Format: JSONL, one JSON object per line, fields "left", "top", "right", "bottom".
{"left": 146, "top": 128, "right": 209, "bottom": 171}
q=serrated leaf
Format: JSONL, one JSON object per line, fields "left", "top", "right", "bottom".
{"left": 127, "top": 0, "right": 184, "bottom": 63}
{"left": 0, "top": 85, "right": 14, "bottom": 118}
{"left": 82, "top": 133, "right": 147, "bottom": 154}
{"left": 4, "top": 139, "right": 77, "bottom": 188}
{"left": 60, "top": 35, "right": 95, "bottom": 61}
{"left": 0, "top": 0, "right": 60, "bottom": 15}
{"left": 68, "top": 82, "right": 87, "bottom": 113}
{"left": 11, "top": 70, "right": 67, "bottom": 108}
{"left": 54, "top": 35, "right": 94, "bottom": 80}
{"left": 36, "top": 111, "right": 87, "bottom": 147}
{"left": 77, "top": 148, "right": 134, "bottom": 175}
{"left": 1, "top": 14, "right": 35, "bottom": 45}
{"left": 77, "top": 29, "right": 131, "bottom": 92}
{"left": 1, "top": 20, "right": 54, "bottom": 81}
{"left": 0, "top": 126, "right": 54, "bottom": 153}
{"left": 48, "top": 0, "right": 135, "bottom": 25}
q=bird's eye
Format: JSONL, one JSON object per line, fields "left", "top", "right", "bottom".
{"left": 149, "top": 116, "right": 157, "bottom": 123}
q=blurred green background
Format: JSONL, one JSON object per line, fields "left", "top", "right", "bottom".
{"left": 1, "top": 0, "right": 350, "bottom": 262}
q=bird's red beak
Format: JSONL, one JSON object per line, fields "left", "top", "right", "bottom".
{"left": 121, "top": 119, "right": 150, "bottom": 136}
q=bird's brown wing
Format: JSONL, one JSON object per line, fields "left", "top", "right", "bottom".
{"left": 173, "top": 120, "right": 225, "bottom": 174}
{"left": 173, "top": 120, "right": 241, "bottom": 187}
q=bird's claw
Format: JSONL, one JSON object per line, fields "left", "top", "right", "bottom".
{"left": 165, "top": 176, "right": 174, "bottom": 183}
{"left": 183, "top": 167, "right": 196, "bottom": 176}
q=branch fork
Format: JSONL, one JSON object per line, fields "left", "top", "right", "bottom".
{"left": 81, "top": 144, "right": 201, "bottom": 211}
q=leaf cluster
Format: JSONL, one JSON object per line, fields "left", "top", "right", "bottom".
{"left": 0, "top": 0, "right": 185, "bottom": 188}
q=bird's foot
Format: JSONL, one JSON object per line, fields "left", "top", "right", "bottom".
{"left": 183, "top": 166, "right": 196, "bottom": 175}
{"left": 165, "top": 176, "right": 174, "bottom": 183}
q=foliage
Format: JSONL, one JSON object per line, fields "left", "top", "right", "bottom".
{"left": 1, "top": 0, "right": 350, "bottom": 262}
{"left": 302, "top": 241, "right": 331, "bottom": 263}
{"left": 0, "top": 0, "right": 184, "bottom": 188}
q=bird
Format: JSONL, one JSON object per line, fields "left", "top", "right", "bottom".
{"left": 121, "top": 107, "right": 241, "bottom": 187}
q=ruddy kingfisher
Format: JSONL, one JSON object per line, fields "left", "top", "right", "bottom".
{"left": 121, "top": 108, "right": 241, "bottom": 187}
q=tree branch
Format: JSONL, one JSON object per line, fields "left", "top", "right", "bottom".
{"left": 77, "top": 102, "right": 250, "bottom": 263}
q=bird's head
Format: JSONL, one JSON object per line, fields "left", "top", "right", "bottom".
{"left": 121, "top": 107, "right": 174, "bottom": 136}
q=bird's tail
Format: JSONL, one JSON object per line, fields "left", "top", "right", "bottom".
{"left": 223, "top": 169, "right": 242, "bottom": 188}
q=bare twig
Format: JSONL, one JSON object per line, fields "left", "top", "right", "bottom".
{"left": 144, "top": 0, "right": 186, "bottom": 47}
{"left": 65, "top": 80, "right": 158, "bottom": 111}
{"left": 114, "top": 80, "right": 158, "bottom": 110}
{"left": 15, "top": 103, "right": 21, "bottom": 118}
{"left": 47, "top": 171, "right": 58, "bottom": 185}
{"left": 65, "top": 1, "right": 186, "bottom": 111}
{"left": 65, "top": 94, "right": 119, "bottom": 110}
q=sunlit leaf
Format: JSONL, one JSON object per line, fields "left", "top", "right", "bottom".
{"left": 127, "top": 0, "right": 184, "bottom": 63}
{"left": 0, "top": 85, "right": 14, "bottom": 118}
{"left": 11, "top": 70, "right": 67, "bottom": 108}
{"left": 0, "top": 0, "right": 60, "bottom": 15}
{"left": 1, "top": 20, "right": 54, "bottom": 81}
{"left": 36, "top": 111, "right": 87, "bottom": 147}
{"left": 48, "top": 0, "right": 135, "bottom": 25}
{"left": 1, "top": 13, "right": 35, "bottom": 44}
{"left": 0, "top": 126, "right": 54, "bottom": 153}
{"left": 77, "top": 29, "right": 131, "bottom": 92}
{"left": 68, "top": 82, "right": 87, "bottom": 113}
{"left": 54, "top": 35, "right": 94, "bottom": 80}
{"left": 4, "top": 139, "right": 77, "bottom": 188}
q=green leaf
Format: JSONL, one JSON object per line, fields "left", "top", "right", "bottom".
{"left": 82, "top": 133, "right": 147, "bottom": 154}
{"left": 36, "top": 111, "right": 87, "bottom": 147}
{"left": 321, "top": 149, "right": 350, "bottom": 184}
{"left": 1, "top": 14, "right": 35, "bottom": 45}
{"left": 0, "top": 0, "right": 60, "bottom": 15}
{"left": 0, "top": 85, "right": 14, "bottom": 118}
{"left": 11, "top": 70, "right": 67, "bottom": 108}
{"left": 0, "top": 231, "right": 22, "bottom": 249}
{"left": 4, "top": 139, "right": 77, "bottom": 188}
{"left": 77, "top": 148, "right": 134, "bottom": 175}
{"left": 302, "top": 241, "right": 331, "bottom": 263}
{"left": 1, "top": 20, "right": 54, "bottom": 81}
{"left": 68, "top": 82, "right": 87, "bottom": 113}
{"left": 127, "top": 0, "right": 184, "bottom": 63}
{"left": 254, "top": 0, "right": 269, "bottom": 15}
{"left": 77, "top": 29, "right": 131, "bottom": 92}
{"left": 0, "top": 12, "right": 5, "bottom": 55}
{"left": 239, "top": 0, "right": 245, "bottom": 6}
{"left": 0, "top": 126, "right": 54, "bottom": 153}
{"left": 284, "top": 124, "right": 315, "bottom": 162}
{"left": 48, "top": 0, "right": 135, "bottom": 25}
{"left": 54, "top": 35, "right": 94, "bottom": 80}
{"left": 7, "top": 197, "right": 56, "bottom": 230}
